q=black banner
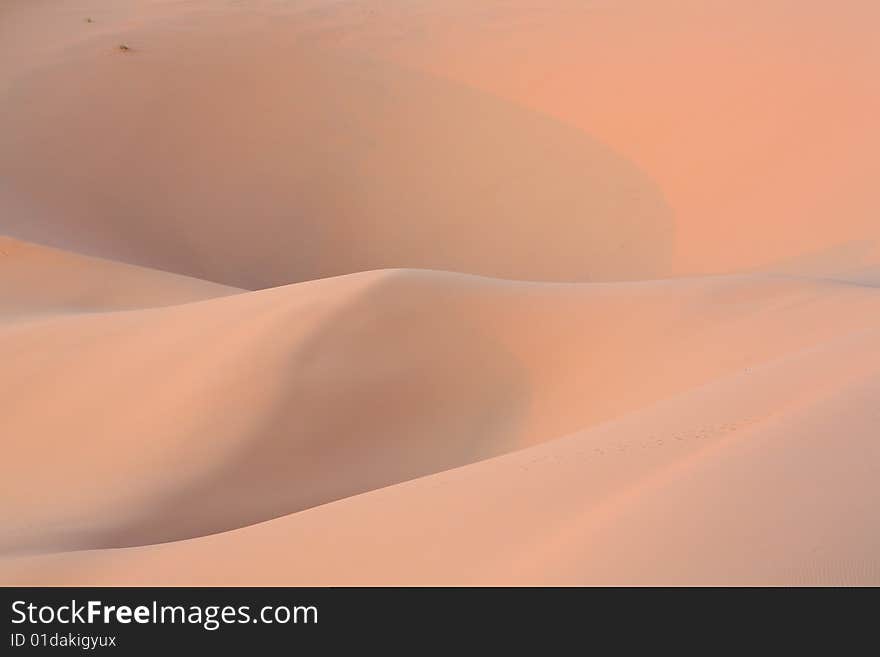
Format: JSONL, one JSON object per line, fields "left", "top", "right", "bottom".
{"left": 0, "top": 587, "right": 871, "bottom": 652}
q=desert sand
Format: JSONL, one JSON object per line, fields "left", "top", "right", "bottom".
{"left": 1, "top": 0, "right": 878, "bottom": 585}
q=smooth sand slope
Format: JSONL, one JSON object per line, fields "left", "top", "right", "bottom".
{"left": 0, "top": 236, "right": 240, "bottom": 318}
{"left": 2, "top": 1, "right": 879, "bottom": 585}
{"left": 2, "top": 264, "right": 880, "bottom": 583}
{"left": 7, "top": 319, "right": 880, "bottom": 585}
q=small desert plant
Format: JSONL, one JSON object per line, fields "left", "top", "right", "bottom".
{"left": 85, "top": 17, "right": 94, "bottom": 23}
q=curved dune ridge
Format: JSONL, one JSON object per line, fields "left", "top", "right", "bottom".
{"left": 2, "top": 0, "right": 880, "bottom": 585}
{"left": 0, "top": 237, "right": 240, "bottom": 318}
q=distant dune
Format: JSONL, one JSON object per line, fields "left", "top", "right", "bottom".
{"left": 1, "top": 0, "right": 879, "bottom": 585}
{"left": 0, "top": 11, "right": 673, "bottom": 288}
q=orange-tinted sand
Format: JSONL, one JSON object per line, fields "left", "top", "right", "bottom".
{"left": 1, "top": 1, "right": 879, "bottom": 585}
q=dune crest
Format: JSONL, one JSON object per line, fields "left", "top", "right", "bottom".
{"left": 0, "top": 236, "right": 239, "bottom": 319}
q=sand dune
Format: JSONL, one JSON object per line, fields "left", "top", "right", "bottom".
{"left": 0, "top": 8, "right": 672, "bottom": 288}
{"left": 0, "top": 236, "right": 239, "bottom": 318}
{"left": 2, "top": 265, "right": 879, "bottom": 575}
{"left": 3, "top": 0, "right": 879, "bottom": 286}
{"left": 2, "top": 269, "right": 879, "bottom": 584}
{"left": 2, "top": 1, "right": 879, "bottom": 585}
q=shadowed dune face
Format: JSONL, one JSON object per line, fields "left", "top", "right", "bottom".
{"left": 0, "top": 270, "right": 529, "bottom": 552}
{"left": 0, "top": 19, "right": 673, "bottom": 288}
{"left": 92, "top": 273, "right": 532, "bottom": 548}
